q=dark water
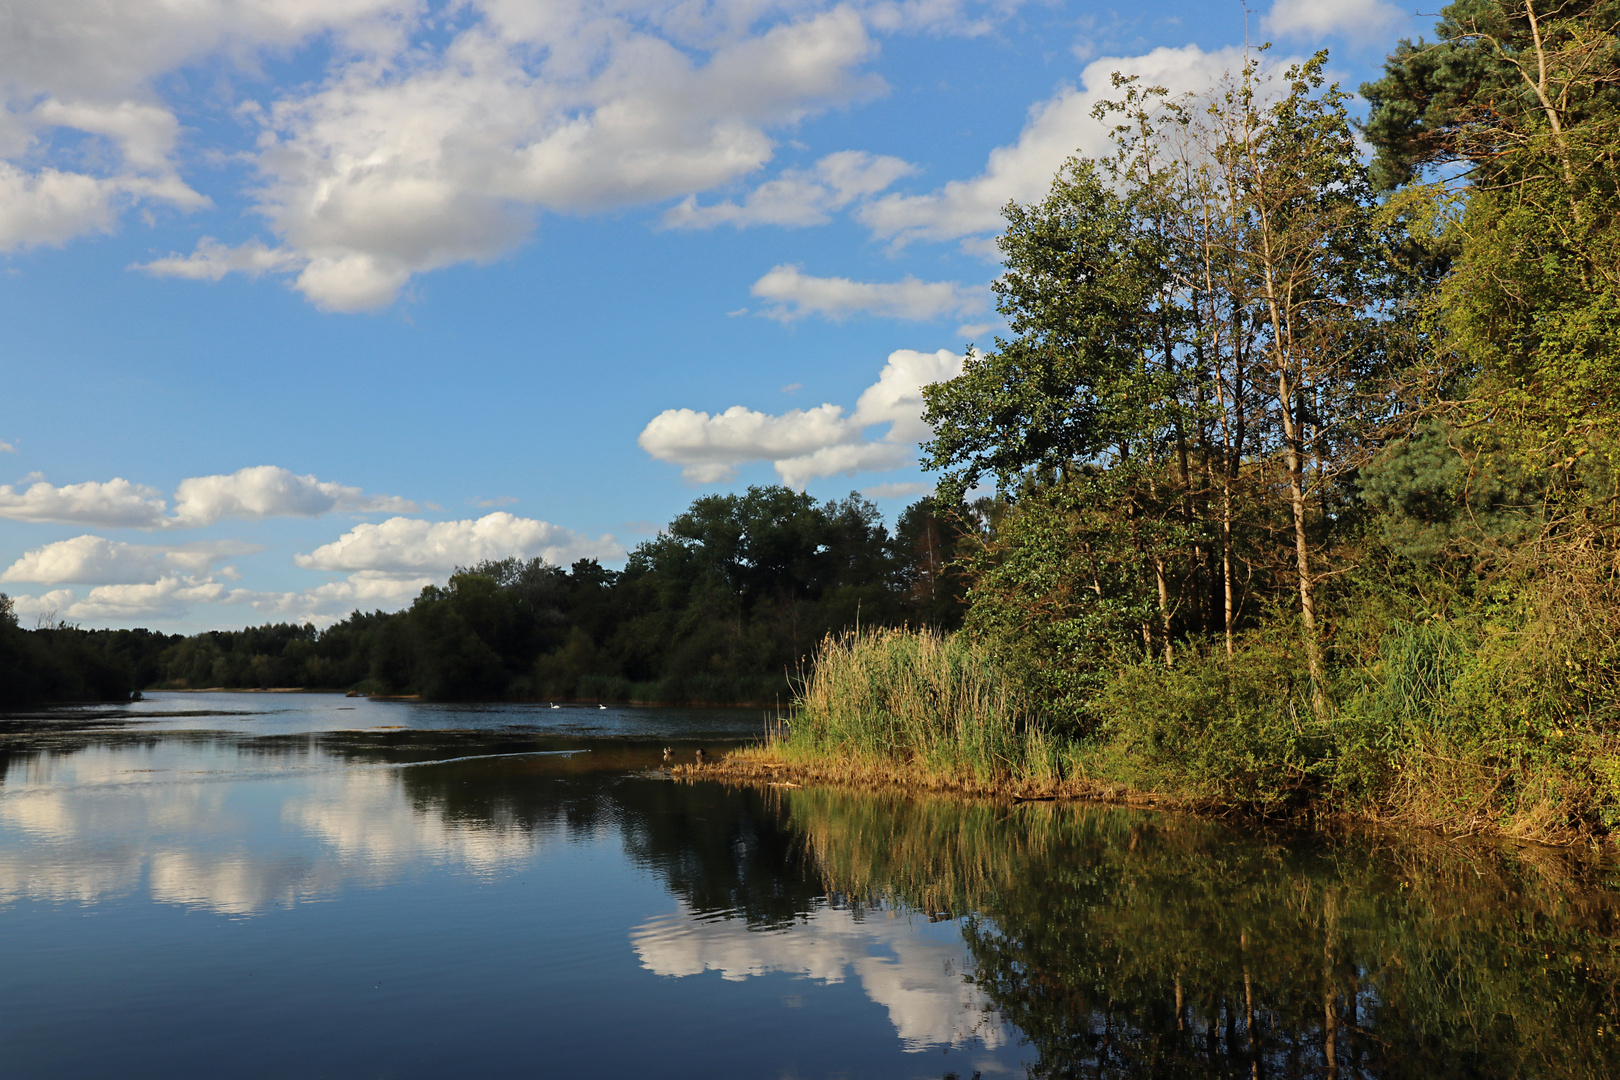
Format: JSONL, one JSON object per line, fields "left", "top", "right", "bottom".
{"left": 1, "top": 694, "right": 1617, "bottom": 1078}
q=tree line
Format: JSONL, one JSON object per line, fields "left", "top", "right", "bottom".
{"left": 0, "top": 489, "right": 966, "bottom": 705}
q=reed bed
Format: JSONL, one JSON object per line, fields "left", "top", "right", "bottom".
{"left": 746, "top": 628, "right": 1075, "bottom": 790}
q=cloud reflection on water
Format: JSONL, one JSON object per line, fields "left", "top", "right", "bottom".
{"left": 631, "top": 899, "right": 1005, "bottom": 1052}
{"left": 0, "top": 739, "right": 546, "bottom": 915}
{"left": 285, "top": 769, "right": 545, "bottom": 877}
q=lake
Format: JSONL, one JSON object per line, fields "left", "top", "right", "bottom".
{"left": 0, "top": 693, "right": 1616, "bottom": 1078}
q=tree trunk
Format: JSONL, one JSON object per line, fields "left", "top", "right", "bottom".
{"left": 1279, "top": 379, "right": 1325, "bottom": 715}
{"left": 1154, "top": 557, "right": 1175, "bottom": 666}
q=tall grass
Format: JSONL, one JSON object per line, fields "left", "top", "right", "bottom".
{"left": 779, "top": 628, "right": 1064, "bottom": 785}
{"left": 733, "top": 586, "right": 1620, "bottom": 839}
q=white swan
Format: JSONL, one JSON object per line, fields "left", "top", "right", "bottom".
{"left": 598, "top": 704, "right": 607, "bottom": 710}
{"left": 549, "top": 703, "right": 559, "bottom": 709}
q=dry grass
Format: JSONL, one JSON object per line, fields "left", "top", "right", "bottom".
{"left": 677, "top": 743, "right": 1182, "bottom": 809}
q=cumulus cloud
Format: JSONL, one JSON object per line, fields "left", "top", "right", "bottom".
{"left": 1264, "top": 0, "right": 1407, "bottom": 44}
{"left": 170, "top": 465, "right": 415, "bottom": 527}
{"left": 1, "top": 535, "right": 257, "bottom": 585}
{"left": 10, "top": 1, "right": 1037, "bottom": 302}
{"left": 638, "top": 347, "right": 963, "bottom": 486}
{"left": 750, "top": 264, "right": 989, "bottom": 322}
{"left": 0, "top": 500, "right": 621, "bottom": 626}
{"left": 241, "top": 571, "right": 438, "bottom": 626}
{"left": 136, "top": 5, "right": 887, "bottom": 310}
{"left": 9, "top": 577, "right": 237, "bottom": 622}
{"left": 0, "top": 467, "right": 412, "bottom": 528}
{"left": 136, "top": 238, "right": 303, "bottom": 281}
{"left": 0, "top": 438, "right": 15, "bottom": 452}
{"left": 857, "top": 44, "right": 1255, "bottom": 251}
{"left": 0, "top": 0, "right": 411, "bottom": 252}
{"left": 3, "top": 562, "right": 430, "bottom": 628}
{"left": 294, "top": 512, "right": 624, "bottom": 573}
{"left": 664, "top": 149, "right": 914, "bottom": 229}
{"left": 0, "top": 477, "right": 168, "bottom": 527}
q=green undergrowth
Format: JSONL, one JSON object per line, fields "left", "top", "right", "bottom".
{"left": 768, "top": 593, "right": 1620, "bottom": 840}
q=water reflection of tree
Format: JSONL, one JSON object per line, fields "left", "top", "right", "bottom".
{"left": 384, "top": 747, "right": 824, "bottom": 925}
{"left": 784, "top": 789, "right": 1620, "bottom": 1079}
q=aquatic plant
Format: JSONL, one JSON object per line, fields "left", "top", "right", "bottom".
{"left": 772, "top": 627, "right": 1063, "bottom": 786}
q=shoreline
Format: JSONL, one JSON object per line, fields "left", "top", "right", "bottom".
{"left": 680, "top": 747, "right": 1616, "bottom": 850}
{"left": 145, "top": 688, "right": 776, "bottom": 707}
{"left": 677, "top": 748, "right": 1205, "bottom": 812}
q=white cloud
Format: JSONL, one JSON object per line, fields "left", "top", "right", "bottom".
{"left": 638, "top": 346, "right": 963, "bottom": 486}
{"left": 294, "top": 512, "right": 624, "bottom": 573}
{"left": 664, "top": 149, "right": 914, "bottom": 229}
{"left": 857, "top": 44, "right": 1252, "bottom": 250}
{"left": 227, "top": 511, "right": 627, "bottom": 624}
{"left": 5, "top": 589, "right": 76, "bottom": 623}
{"left": 170, "top": 465, "right": 415, "bottom": 527}
{"left": 9, "top": 576, "right": 237, "bottom": 622}
{"left": 632, "top": 899, "right": 1005, "bottom": 1052}
{"left": 136, "top": 238, "right": 303, "bottom": 282}
{"left": 0, "top": 0, "right": 412, "bottom": 252}
{"left": 0, "top": 477, "right": 168, "bottom": 527}
{"left": 136, "top": 5, "right": 886, "bottom": 310}
{"left": 9, "top": 1, "right": 1040, "bottom": 303}
{"left": 0, "top": 495, "right": 624, "bottom": 627}
{"left": 750, "top": 264, "right": 989, "bottom": 322}
{"left": 1, "top": 535, "right": 257, "bottom": 585}
{"left": 1264, "top": 0, "right": 1406, "bottom": 44}
{"left": 242, "top": 571, "right": 438, "bottom": 625}
{"left": 0, "top": 467, "right": 412, "bottom": 529}
{"left": 0, "top": 438, "right": 15, "bottom": 453}
{"left": 0, "top": 165, "right": 120, "bottom": 250}
{"left": 0, "top": 156, "right": 206, "bottom": 253}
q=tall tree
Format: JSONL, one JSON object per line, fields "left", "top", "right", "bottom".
{"left": 924, "top": 52, "right": 1396, "bottom": 707}
{"left": 1364, "top": 1, "right": 1620, "bottom": 459}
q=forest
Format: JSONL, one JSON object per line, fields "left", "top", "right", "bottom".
{"left": 0, "top": 489, "right": 963, "bottom": 706}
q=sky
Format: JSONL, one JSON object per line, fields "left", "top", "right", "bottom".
{"left": 0, "top": 0, "right": 1426, "bottom": 633}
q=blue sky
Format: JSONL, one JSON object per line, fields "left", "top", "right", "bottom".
{"left": 0, "top": 0, "right": 1421, "bottom": 632}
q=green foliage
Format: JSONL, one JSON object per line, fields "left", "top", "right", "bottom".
{"left": 1364, "top": 1, "right": 1620, "bottom": 455}
{"left": 957, "top": 477, "right": 1165, "bottom": 729}
{"left": 785, "top": 628, "right": 1060, "bottom": 784}
{"left": 0, "top": 600, "right": 175, "bottom": 705}
{"left": 1358, "top": 417, "right": 1542, "bottom": 563}
{"left": 130, "top": 487, "right": 966, "bottom": 704}
{"left": 1094, "top": 632, "right": 1322, "bottom": 805}
{"left": 922, "top": 156, "right": 1177, "bottom": 505}
{"left": 1361, "top": 0, "right": 1620, "bottom": 190}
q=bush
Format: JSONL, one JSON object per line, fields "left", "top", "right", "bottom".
{"left": 1094, "top": 632, "right": 1321, "bottom": 806}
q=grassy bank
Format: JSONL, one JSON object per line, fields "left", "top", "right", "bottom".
{"left": 719, "top": 628, "right": 1179, "bottom": 806}
{"left": 714, "top": 618, "right": 1620, "bottom": 844}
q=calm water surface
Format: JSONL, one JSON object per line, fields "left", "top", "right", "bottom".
{"left": 1, "top": 693, "right": 1617, "bottom": 1078}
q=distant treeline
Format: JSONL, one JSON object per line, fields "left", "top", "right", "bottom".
{"left": 0, "top": 595, "right": 176, "bottom": 706}
{"left": 0, "top": 488, "right": 967, "bottom": 706}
